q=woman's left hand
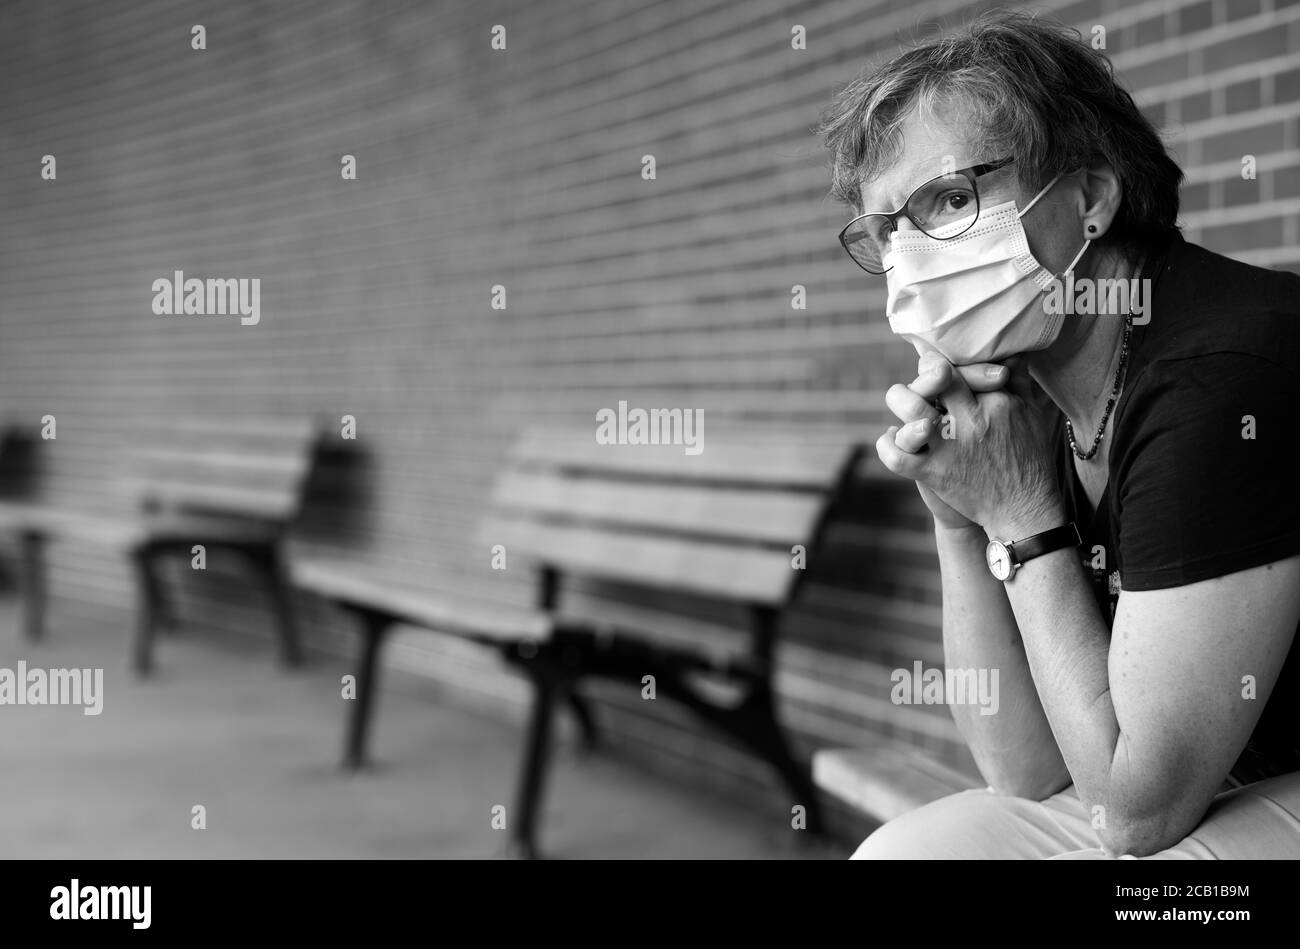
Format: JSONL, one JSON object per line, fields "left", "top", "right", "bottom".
{"left": 875, "top": 354, "right": 1067, "bottom": 539}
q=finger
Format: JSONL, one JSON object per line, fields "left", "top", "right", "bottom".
{"left": 917, "top": 351, "right": 947, "bottom": 376}
{"left": 886, "top": 383, "right": 940, "bottom": 427}
{"left": 955, "top": 362, "right": 1010, "bottom": 393}
{"left": 913, "top": 362, "right": 1007, "bottom": 401}
{"left": 875, "top": 426, "right": 926, "bottom": 480}
{"left": 908, "top": 359, "right": 953, "bottom": 401}
{"left": 938, "top": 361, "right": 979, "bottom": 417}
{"left": 893, "top": 416, "right": 934, "bottom": 453}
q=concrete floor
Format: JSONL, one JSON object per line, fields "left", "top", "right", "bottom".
{"left": 0, "top": 597, "right": 833, "bottom": 859}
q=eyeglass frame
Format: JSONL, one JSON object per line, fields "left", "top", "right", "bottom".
{"left": 838, "top": 156, "right": 1018, "bottom": 275}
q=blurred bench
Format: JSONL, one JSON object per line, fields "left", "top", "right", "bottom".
{"left": 294, "top": 425, "right": 862, "bottom": 858}
{"left": 813, "top": 739, "right": 984, "bottom": 827}
{"left": 0, "top": 416, "right": 320, "bottom": 673}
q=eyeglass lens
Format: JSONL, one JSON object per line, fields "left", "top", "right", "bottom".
{"left": 842, "top": 172, "right": 982, "bottom": 273}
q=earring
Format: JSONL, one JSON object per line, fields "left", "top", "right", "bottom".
{"left": 1087, "top": 224, "right": 1098, "bottom": 234}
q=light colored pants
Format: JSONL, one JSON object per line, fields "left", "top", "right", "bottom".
{"left": 851, "top": 772, "right": 1300, "bottom": 859}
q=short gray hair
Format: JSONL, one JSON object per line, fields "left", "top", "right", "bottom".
{"left": 816, "top": 10, "right": 1183, "bottom": 250}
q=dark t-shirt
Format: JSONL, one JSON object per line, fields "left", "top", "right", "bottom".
{"left": 1056, "top": 231, "right": 1300, "bottom": 787}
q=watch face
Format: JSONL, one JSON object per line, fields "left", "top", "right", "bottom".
{"left": 986, "top": 541, "right": 1012, "bottom": 581}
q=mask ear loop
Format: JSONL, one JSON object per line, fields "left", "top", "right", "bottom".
{"left": 1060, "top": 237, "right": 1091, "bottom": 277}
{"left": 1015, "top": 171, "right": 1092, "bottom": 278}
{"left": 1015, "top": 173, "right": 1063, "bottom": 219}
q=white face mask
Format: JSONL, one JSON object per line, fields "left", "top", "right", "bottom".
{"left": 883, "top": 174, "right": 1090, "bottom": 365}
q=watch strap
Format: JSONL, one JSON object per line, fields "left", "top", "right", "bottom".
{"left": 1007, "top": 522, "right": 1081, "bottom": 567}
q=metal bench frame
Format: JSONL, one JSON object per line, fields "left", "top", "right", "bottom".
{"left": 1, "top": 418, "right": 318, "bottom": 674}
{"left": 306, "top": 428, "right": 863, "bottom": 859}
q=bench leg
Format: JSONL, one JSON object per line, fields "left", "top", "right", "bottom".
{"left": 509, "top": 668, "right": 564, "bottom": 860}
{"left": 271, "top": 550, "right": 303, "bottom": 668}
{"left": 17, "top": 529, "right": 47, "bottom": 643}
{"left": 130, "top": 545, "right": 166, "bottom": 676}
{"left": 153, "top": 559, "right": 179, "bottom": 635}
{"left": 344, "top": 609, "right": 388, "bottom": 770}
{"left": 252, "top": 545, "right": 303, "bottom": 668}
{"left": 646, "top": 662, "right": 824, "bottom": 838}
{"left": 240, "top": 543, "right": 303, "bottom": 667}
{"left": 738, "top": 687, "right": 823, "bottom": 837}
{"left": 566, "top": 690, "right": 599, "bottom": 752}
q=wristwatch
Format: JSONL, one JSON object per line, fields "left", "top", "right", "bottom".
{"left": 985, "top": 523, "right": 1081, "bottom": 581}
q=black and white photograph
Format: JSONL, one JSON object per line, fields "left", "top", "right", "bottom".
{"left": 0, "top": 0, "right": 1296, "bottom": 928}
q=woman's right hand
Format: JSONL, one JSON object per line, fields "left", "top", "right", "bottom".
{"left": 882, "top": 353, "right": 1012, "bottom": 531}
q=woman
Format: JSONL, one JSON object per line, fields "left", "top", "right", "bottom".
{"left": 817, "top": 10, "right": 1300, "bottom": 858}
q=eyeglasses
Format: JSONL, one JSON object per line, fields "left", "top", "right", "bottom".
{"left": 838, "top": 156, "right": 1016, "bottom": 274}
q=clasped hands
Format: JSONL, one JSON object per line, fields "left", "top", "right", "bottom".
{"left": 874, "top": 352, "right": 1066, "bottom": 540}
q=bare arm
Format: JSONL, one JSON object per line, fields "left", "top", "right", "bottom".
{"left": 935, "top": 521, "right": 1070, "bottom": 798}
{"left": 886, "top": 356, "right": 1069, "bottom": 796}
{"left": 991, "top": 502, "right": 1300, "bottom": 855}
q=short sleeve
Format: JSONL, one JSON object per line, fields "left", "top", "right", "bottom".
{"left": 1112, "top": 351, "right": 1300, "bottom": 591}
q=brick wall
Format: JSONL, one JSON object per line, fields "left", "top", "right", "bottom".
{"left": 1, "top": 0, "right": 1296, "bottom": 834}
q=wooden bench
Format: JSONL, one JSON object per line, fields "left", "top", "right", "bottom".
{"left": 813, "top": 739, "right": 985, "bottom": 828}
{"left": 293, "top": 424, "right": 863, "bottom": 858}
{"left": 0, "top": 416, "right": 320, "bottom": 673}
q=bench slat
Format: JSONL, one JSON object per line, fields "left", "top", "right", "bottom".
{"left": 491, "top": 470, "right": 822, "bottom": 545}
{"left": 130, "top": 447, "right": 310, "bottom": 476}
{"left": 512, "top": 427, "right": 856, "bottom": 489}
{"left": 0, "top": 503, "right": 139, "bottom": 544}
{"left": 0, "top": 502, "right": 284, "bottom": 547}
{"left": 813, "top": 743, "right": 984, "bottom": 824}
{"left": 130, "top": 459, "right": 308, "bottom": 499}
{"left": 122, "top": 419, "right": 318, "bottom": 520}
{"left": 479, "top": 517, "right": 797, "bottom": 605}
{"left": 130, "top": 480, "right": 300, "bottom": 521}
{"left": 293, "top": 559, "right": 552, "bottom": 642}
